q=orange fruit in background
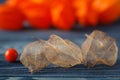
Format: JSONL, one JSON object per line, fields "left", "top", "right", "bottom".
{"left": 6, "top": 0, "right": 21, "bottom": 7}
{"left": 73, "top": 0, "right": 88, "bottom": 26}
{"left": 74, "top": 0, "right": 119, "bottom": 26}
{"left": 20, "top": 0, "right": 52, "bottom": 29}
{"left": 6, "top": 0, "right": 26, "bottom": 10}
{"left": 92, "top": 0, "right": 119, "bottom": 24}
{"left": 50, "top": 0, "right": 75, "bottom": 30}
{"left": 86, "top": 0, "right": 99, "bottom": 26}
{"left": 87, "top": 6, "right": 98, "bottom": 26}
{"left": 92, "top": 0, "right": 119, "bottom": 12}
{"left": 74, "top": 0, "right": 98, "bottom": 26}
{"left": 0, "top": 4, "right": 24, "bottom": 31}
{"left": 2, "top": 0, "right": 120, "bottom": 30}
{"left": 100, "top": 4, "right": 119, "bottom": 24}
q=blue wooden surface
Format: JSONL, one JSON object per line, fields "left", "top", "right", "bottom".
{"left": 0, "top": 21, "right": 119, "bottom": 80}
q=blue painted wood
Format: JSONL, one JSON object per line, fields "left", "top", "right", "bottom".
{"left": 0, "top": 21, "right": 119, "bottom": 79}
{"left": 0, "top": 0, "right": 4, "bottom": 3}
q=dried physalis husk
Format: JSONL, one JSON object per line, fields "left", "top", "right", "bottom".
{"left": 46, "top": 35, "right": 83, "bottom": 67}
{"left": 20, "top": 34, "right": 83, "bottom": 73}
{"left": 20, "top": 40, "right": 50, "bottom": 73}
{"left": 81, "top": 30, "right": 118, "bottom": 67}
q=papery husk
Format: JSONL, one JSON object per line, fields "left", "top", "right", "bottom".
{"left": 81, "top": 30, "right": 118, "bottom": 67}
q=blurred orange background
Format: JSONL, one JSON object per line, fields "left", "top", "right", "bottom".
{"left": 0, "top": 0, "right": 119, "bottom": 31}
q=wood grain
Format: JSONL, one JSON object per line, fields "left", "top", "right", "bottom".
{"left": 0, "top": 21, "right": 119, "bottom": 78}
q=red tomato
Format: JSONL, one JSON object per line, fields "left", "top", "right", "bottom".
{"left": 4, "top": 48, "right": 18, "bottom": 62}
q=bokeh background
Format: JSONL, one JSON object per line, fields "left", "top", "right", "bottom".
{"left": 0, "top": 0, "right": 119, "bottom": 31}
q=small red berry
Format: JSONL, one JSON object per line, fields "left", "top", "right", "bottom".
{"left": 4, "top": 48, "right": 18, "bottom": 62}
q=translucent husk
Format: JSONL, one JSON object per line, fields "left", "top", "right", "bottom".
{"left": 20, "top": 30, "right": 118, "bottom": 73}
{"left": 81, "top": 30, "right": 118, "bottom": 67}
{"left": 20, "top": 35, "right": 83, "bottom": 73}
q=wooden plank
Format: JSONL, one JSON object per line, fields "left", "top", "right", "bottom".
{"left": 0, "top": 59, "right": 120, "bottom": 78}
{"left": 0, "top": 22, "right": 119, "bottom": 78}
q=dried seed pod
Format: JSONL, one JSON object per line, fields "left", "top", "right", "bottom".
{"left": 20, "top": 40, "right": 50, "bottom": 73}
{"left": 20, "top": 35, "right": 83, "bottom": 73}
{"left": 81, "top": 30, "right": 118, "bottom": 67}
{"left": 20, "top": 31, "right": 118, "bottom": 73}
{"left": 47, "top": 35, "right": 83, "bottom": 67}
